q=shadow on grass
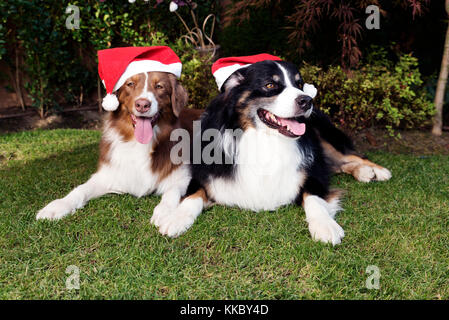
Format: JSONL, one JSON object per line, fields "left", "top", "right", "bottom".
{"left": 0, "top": 143, "right": 100, "bottom": 215}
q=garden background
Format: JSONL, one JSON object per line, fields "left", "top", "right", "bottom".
{"left": 0, "top": 0, "right": 448, "bottom": 299}
{"left": 1, "top": 0, "right": 448, "bottom": 135}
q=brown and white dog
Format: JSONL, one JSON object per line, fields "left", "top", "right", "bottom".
{"left": 36, "top": 71, "right": 201, "bottom": 221}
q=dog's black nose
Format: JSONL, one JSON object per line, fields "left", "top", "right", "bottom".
{"left": 295, "top": 95, "right": 312, "bottom": 110}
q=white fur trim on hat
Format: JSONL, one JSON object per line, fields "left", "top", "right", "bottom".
{"left": 303, "top": 83, "right": 317, "bottom": 99}
{"left": 213, "top": 63, "right": 251, "bottom": 91}
{"left": 113, "top": 60, "right": 182, "bottom": 92}
{"left": 102, "top": 93, "right": 119, "bottom": 111}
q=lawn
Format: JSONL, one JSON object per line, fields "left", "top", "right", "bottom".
{"left": 0, "top": 129, "right": 448, "bottom": 299}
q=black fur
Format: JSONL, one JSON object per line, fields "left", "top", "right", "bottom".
{"left": 307, "top": 109, "right": 355, "bottom": 155}
{"left": 187, "top": 60, "right": 355, "bottom": 204}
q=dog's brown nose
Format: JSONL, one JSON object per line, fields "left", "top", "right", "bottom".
{"left": 135, "top": 99, "right": 151, "bottom": 113}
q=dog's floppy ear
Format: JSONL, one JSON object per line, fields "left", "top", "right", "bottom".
{"left": 221, "top": 68, "right": 248, "bottom": 93}
{"left": 169, "top": 74, "right": 188, "bottom": 117}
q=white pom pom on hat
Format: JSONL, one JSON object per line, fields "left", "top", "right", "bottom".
{"left": 303, "top": 83, "right": 317, "bottom": 99}
{"left": 101, "top": 93, "right": 120, "bottom": 111}
{"left": 97, "top": 46, "right": 182, "bottom": 111}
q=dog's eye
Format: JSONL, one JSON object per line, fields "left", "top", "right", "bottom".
{"left": 155, "top": 83, "right": 164, "bottom": 89}
{"left": 265, "top": 83, "right": 276, "bottom": 89}
{"left": 127, "top": 82, "right": 135, "bottom": 88}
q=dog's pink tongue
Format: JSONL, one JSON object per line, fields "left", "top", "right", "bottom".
{"left": 134, "top": 117, "right": 153, "bottom": 144}
{"left": 279, "top": 118, "right": 306, "bottom": 135}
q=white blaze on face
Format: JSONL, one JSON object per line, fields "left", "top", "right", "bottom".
{"left": 135, "top": 72, "right": 159, "bottom": 118}
{"left": 266, "top": 63, "right": 313, "bottom": 119}
{"left": 133, "top": 72, "right": 159, "bottom": 145}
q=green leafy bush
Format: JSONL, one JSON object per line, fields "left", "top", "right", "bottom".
{"left": 174, "top": 41, "right": 218, "bottom": 109}
{"left": 0, "top": 0, "right": 434, "bottom": 134}
{"left": 1, "top": 0, "right": 218, "bottom": 117}
{"left": 300, "top": 53, "right": 434, "bottom": 134}
{"left": 2, "top": 1, "right": 97, "bottom": 117}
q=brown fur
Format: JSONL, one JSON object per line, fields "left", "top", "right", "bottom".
{"left": 301, "top": 189, "right": 343, "bottom": 206}
{"left": 99, "top": 71, "right": 201, "bottom": 180}
{"left": 151, "top": 108, "right": 203, "bottom": 182}
{"left": 321, "top": 140, "right": 386, "bottom": 181}
{"left": 301, "top": 192, "right": 310, "bottom": 206}
{"left": 182, "top": 187, "right": 211, "bottom": 207}
{"left": 325, "top": 188, "right": 344, "bottom": 204}
{"left": 236, "top": 90, "right": 256, "bottom": 130}
{"left": 98, "top": 138, "right": 112, "bottom": 168}
{"left": 109, "top": 73, "right": 147, "bottom": 142}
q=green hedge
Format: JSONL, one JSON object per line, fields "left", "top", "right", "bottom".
{"left": 0, "top": 0, "right": 218, "bottom": 116}
{"left": 0, "top": 1, "right": 434, "bottom": 132}
{"left": 300, "top": 53, "right": 434, "bottom": 135}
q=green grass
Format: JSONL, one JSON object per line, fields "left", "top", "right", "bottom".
{"left": 0, "top": 129, "right": 448, "bottom": 299}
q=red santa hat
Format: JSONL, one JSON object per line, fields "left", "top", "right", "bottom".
{"left": 211, "top": 53, "right": 282, "bottom": 91}
{"left": 98, "top": 46, "right": 182, "bottom": 111}
{"left": 211, "top": 53, "right": 318, "bottom": 98}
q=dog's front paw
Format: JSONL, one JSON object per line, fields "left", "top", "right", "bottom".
{"left": 158, "top": 209, "right": 194, "bottom": 238}
{"left": 36, "top": 199, "right": 74, "bottom": 220}
{"left": 355, "top": 164, "right": 392, "bottom": 183}
{"left": 308, "top": 217, "right": 345, "bottom": 246}
{"left": 373, "top": 166, "right": 392, "bottom": 181}
{"left": 354, "top": 165, "right": 376, "bottom": 183}
{"left": 151, "top": 203, "right": 174, "bottom": 227}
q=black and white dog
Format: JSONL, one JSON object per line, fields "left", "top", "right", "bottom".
{"left": 154, "top": 59, "right": 391, "bottom": 245}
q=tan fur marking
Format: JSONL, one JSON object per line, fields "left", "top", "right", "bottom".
{"left": 237, "top": 90, "right": 256, "bottom": 130}
{"left": 321, "top": 140, "right": 386, "bottom": 181}
{"left": 237, "top": 90, "right": 251, "bottom": 106}
{"left": 302, "top": 192, "right": 311, "bottom": 206}
{"left": 302, "top": 190, "right": 342, "bottom": 207}
{"left": 181, "top": 187, "right": 212, "bottom": 208}
{"left": 325, "top": 189, "right": 344, "bottom": 203}
{"left": 189, "top": 188, "right": 208, "bottom": 202}
{"left": 344, "top": 155, "right": 385, "bottom": 170}
{"left": 321, "top": 141, "right": 341, "bottom": 167}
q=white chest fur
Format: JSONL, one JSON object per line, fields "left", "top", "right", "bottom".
{"left": 99, "top": 126, "right": 157, "bottom": 197}
{"left": 208, "top": 128, "right": 305, "bottom": 211}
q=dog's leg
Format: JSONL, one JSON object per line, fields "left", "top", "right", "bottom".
{"left": 339, "top": 154, "right": 391, "bottom": 182}
{"left": 302, "top": 192, "right": 345, "bottom": 245}
{"left": 158, "top": 188, "right": 209, "bottom": 238}
{"left": 151, "top": 187, "right": 183, "bottom": 227}
{"left": 321, "top": 141, "right": 391, "bottom": 182}
{"left": 36, "top": 169, "right": 113, "bottom": 220}
{"left": 309, "top": 109, "right": 391, "bottom": 182}
{"left": 151, "top": 166, "right": 192, "bottom": 227}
